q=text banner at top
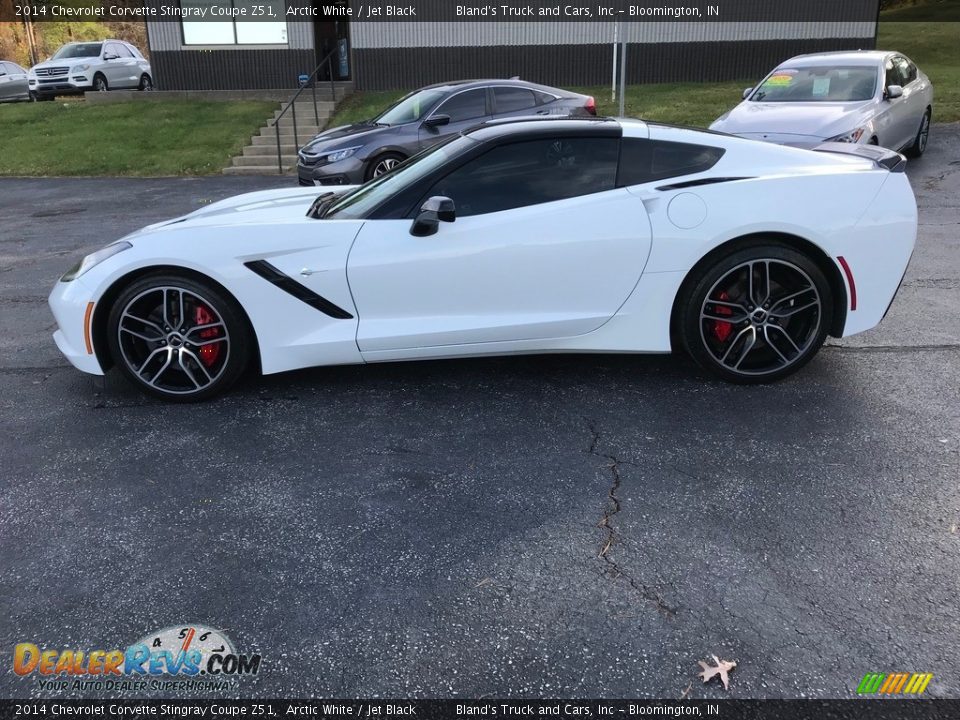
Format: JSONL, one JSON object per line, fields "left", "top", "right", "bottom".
{"left": 3, "top": 0, "right": 886, "bottom": 24}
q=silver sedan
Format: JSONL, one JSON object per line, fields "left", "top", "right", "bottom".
{"left": 0, "top": 61, "right": 31, "bottom": 102}
{"left": 710, "top": 50, "right": 934, "bottom": 157}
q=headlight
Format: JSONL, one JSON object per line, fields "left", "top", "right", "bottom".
{"left": 826, "top": 127, "right": 867, "bottom": 144}
{"left": 60, "top": 242, "right": 132, "bottom": 282}
{"left": 76, "top": 64, "right": 90, "bottom": 72}
{"left": 322, "top": 146, "right": 360, "bottom": 164}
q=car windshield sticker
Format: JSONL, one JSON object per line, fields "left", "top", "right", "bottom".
{"left": 766, "top": 71, "right": 796, "bottom": 86}
{"left": 812, "top": 77, "right": 831, "bottom": 97}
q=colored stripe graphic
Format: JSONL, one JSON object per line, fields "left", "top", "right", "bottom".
{"left": 858, "top": 672, "right": 932, "bottom": 695}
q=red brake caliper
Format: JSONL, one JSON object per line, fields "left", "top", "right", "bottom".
{"left": 194, "top": 304, "right": 221, "bottom": 367}
{"left": 711, "top": 291, "right": 734, "bottom": 343}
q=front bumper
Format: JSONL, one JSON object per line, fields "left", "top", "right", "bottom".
{"left": 48, "top": 277, "right": 105, "bottom": 376}
{"left": 29, "top": 76, "right": 93, "bottom": 96}
{"left": 297, "top": 156, "right": 366, "bottom": 187}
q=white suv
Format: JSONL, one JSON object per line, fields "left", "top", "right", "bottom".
{"left": 28, "top": 40, "right": 152, "bottom": 100}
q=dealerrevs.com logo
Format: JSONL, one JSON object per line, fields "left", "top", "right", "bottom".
{"left": 13, "top": 625, "right": 261, "bottom": 692}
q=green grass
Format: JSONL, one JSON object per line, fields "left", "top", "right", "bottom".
{"left": 879, "top": 21, "right": 960, "bottom": 121}
{"left": 880, "top": 0, "right": 960, "bottom": 21}
{"left": 329, "top": 20, "right": 960, "bottom": 129}
{"left": 0, "top": 100, "right": 274, "bottom": 176}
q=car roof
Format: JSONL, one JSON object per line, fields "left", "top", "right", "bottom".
{"left": 778, "top": 50, "right": 898, "bottom": 67}
{"left": 61, "top": 40, "right": 126, "bottom": 45}
{"left": 464, "top": 116, "right": 622, "bottom": 142}
{"left": 419, "top": 78, "right": 574, "bottom": 95}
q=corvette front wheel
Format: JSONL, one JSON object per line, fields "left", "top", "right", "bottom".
{"left": 679, "top": 245, "right": 833, "bottom": 383}
{"left": 107, "top": 275, "right": 251, "bottom": 401}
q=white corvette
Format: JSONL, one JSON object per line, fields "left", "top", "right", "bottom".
{"left": 49, "top": 118, "right": 917, "bottom": 401}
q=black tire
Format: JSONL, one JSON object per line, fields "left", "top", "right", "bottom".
{"left": 93, "top": 74, "right": 108, "bottom": 92}
{"left": 138, "top": 74, "right": 153, "bottom": 91}
{"left": 678, "top": 242, "right": 833, "bottom": 384}
{"left": 107, "top": 274, "right": 252, "bottom": 402}
{"left": 28, "top": 91, "right": 37, "bottom": 102}
{"left": 364, "top": 152, "right": 405, "bottom": 181}
{"left": 905, "top": 109, "right": 931, "bottom": 158}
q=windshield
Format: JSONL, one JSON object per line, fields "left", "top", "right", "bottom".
{"left": 373, "top": 88, "right": 448, "bottom": 126}
{"left": 53, "top": 43, "right": 103, "bottom": 60}
{"left": 751, "top": 66, "right": 878, "bottom": 103}
{"left": 325, "top": 136, "right": 474, "bottom": 220}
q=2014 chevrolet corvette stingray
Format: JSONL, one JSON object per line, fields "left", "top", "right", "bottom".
{"left": 49, "top": 118, "right": 917, "bottom": 401}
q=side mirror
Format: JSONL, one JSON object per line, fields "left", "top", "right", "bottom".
{"left": 742, "top": 87, "right": 753, "bottom": 100}
{"left": 886, "top": 84, "right": 903, "bottom": 99}
{"left": 103, "top": 54, "right": 118, "bottom": 61}
{"left": 410, "top": 196, "right": 455, "bottom": 237}
{"left": 423, "top": 114, "right": 450, "bottom": 128}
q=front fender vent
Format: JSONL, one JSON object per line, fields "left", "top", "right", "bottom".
{"left": 244, "top": 260, "right": 354, "bottom": 320}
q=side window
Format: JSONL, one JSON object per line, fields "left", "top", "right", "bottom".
{"left": 533, "top": 90, "right": 558, "bottom": 105}
{"left": 884, "top": 60, "right": 901, "bottom": 88}
{"left": 433, "top": 89, "right": 487, "bottom": 124}
{"left": 618, "top": 139, "right": 725, "bottom": 186}
{"left": 114, "top": 44, "right": 133, "bottom": 58}
{"left": 0, "top": 63, "right": 9, "bottom": 75}
{"left": 494, "top": 87, "right": 538, "bottom": 114}
{"left": 425, "top": 137, "right": 619, "bottom": 217}
{"left": 894, "top": 57, "right": 917, "bottom": 84}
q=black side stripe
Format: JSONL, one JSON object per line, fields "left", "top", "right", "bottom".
{"left": 244, "top": 260, "right": 354, "bottom": 320}
{"left": 656, "top": 177, "right": 753, "bottom": 191}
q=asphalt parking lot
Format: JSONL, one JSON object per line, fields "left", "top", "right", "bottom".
{"left": 1, "top": 126, "right": 959, "bottom": 700}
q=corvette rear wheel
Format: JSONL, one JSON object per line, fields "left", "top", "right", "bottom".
{"left": 680, "top": 245, "right": 833, "bottom": 383}
{"left": 107, "top": 275, "right": 251, "bottom": 401}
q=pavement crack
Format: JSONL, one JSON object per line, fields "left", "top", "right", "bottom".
{"left": 586, "top": 422, "right": 677, "bottom": 618}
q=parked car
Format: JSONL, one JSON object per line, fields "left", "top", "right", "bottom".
{"left": 710, "top": 51, "right": 933, "bottom": 157}
{"left": 0, "top": 61, "right": 31, "bottom": 102}
{"left": 28, "top": 40, "right": 152, "bottom": 100}
{"left": 50, "top": 117, "right": 916, "bottom": 401}
{"left": 296, "top": 79, "right": 597, "bottom": 186}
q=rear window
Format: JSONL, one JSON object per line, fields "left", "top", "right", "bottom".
{"left": 617, "top": 139, "right": 725, "bottom": 186}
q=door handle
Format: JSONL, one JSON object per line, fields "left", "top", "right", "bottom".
{"left": 300, "top": 267, "right": 325, "bottom": 276}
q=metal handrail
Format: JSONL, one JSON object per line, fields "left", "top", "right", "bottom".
{"left": 272, "top": 49, "right": 339, "bottom": 174}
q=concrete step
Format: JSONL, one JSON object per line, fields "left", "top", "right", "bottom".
{"left": 258, "top": 127, "right": 323, "bottom": 141}
{"left": 250, "top": 134, "right": 302, "bottom": 148}
{"left": 274, "top": 103, "right": 336, "bottom": 116}
{"left": 262, "top": 121, "right": 324, "bottom": 133}
{"left": 233, "top": 154, "right": 298, "bottom": 167}
{"left": 223, "top": 165, "right": 293, "bottom": 176}
{"left": 243, "top": 144, "right": 301, "bottom": 158}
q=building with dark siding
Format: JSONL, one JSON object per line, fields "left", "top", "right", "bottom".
{"left": 145, "top": 0, "right": 881, "bottom": 92}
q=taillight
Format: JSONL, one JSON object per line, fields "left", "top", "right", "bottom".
{"left": 585, "top": 96, "right": 596, "bottom": 116}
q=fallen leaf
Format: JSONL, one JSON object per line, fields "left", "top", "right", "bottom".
{"left": 698, "top": 654, "right": 737, "bottom": 690}
{"left": 473, "top": 577, "right": 493, "bottom": 589}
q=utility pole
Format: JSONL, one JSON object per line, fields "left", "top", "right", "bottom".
{"left": 23, "top": 17, "right": 38, "bottom": 66}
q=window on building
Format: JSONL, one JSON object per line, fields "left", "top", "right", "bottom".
{"left": 425, "top": 137, "right": 619, "bottom": 217}
{"left": 181, "top": 0, "right": 287, "bottom": 45}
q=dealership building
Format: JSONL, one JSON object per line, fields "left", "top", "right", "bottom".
{"left": 144, "top": 0, "right": 881, "bottom": 92}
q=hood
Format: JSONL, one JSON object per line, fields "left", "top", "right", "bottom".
{"left": 301, "top": 122, "right": 397, "bottom": 152}
{"left": 132, "top": 186, "right": 360, "bottom": 236}
{"left": 711, "top": 100, "right": 876, "bottom": 141}
{"left": 31, "top": 57, "right": 98, "bottom": 71}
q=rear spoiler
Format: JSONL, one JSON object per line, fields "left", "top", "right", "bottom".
{"left": 812, "top": 142, "right": 906, "bottom": 173}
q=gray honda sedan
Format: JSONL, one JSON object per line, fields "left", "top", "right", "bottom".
{"left": 297, "top": 79, "right": 597, "bottom": 186}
